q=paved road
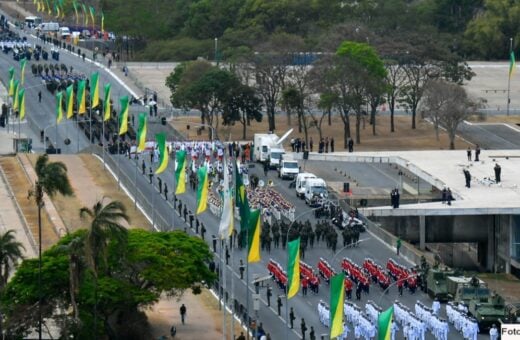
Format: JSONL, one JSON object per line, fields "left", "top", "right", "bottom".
{"left": 0, "top": 15, "right": 490, "bottom": 339}
{"left": 458, "top": 122, "right": 520, "bottom": 149}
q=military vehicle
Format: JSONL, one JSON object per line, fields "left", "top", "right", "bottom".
{"left": 448, "top": 276, "right": 507, "bottom": 329}
{"left": 425, "top": 268, "right": 460, "bottom": 301}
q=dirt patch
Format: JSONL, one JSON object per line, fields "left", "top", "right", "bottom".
{"left": 171, "top": 115, "right": 472, "bottom": 151}
{"left": 477, "top": 273, "right": 520, "bottom": 305}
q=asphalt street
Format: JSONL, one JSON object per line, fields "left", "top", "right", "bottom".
{"left": 458, "top": 122, "right": 520, "bottom": 149}
{"left": 0, "top": 15, "right": 492, "bottom": 339}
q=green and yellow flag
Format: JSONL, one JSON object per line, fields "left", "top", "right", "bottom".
{"left": 155, "top": 132, "right": 168, "bottom": 174}
{"left": 82, "top": 3, "right": 88, "bottom": 25}
{"left": 287, "top": 238, "right": 301, "bottom": 299}
{"left": 137, "top": 113, "right": 147, "bottom": 152}
{"left": 77, "top": 79, "right": 86, "bottom": 114}
{"left": 45, "top": 0, "right": 51, "bottom": 15}
{"left": 56, "top": 91, "right": 63, "bottom": 123}
{"left": 235, "top": 161, "right": 250, "bottom": 231}
{"left": 218, "top": 158, "right": 234, "bottom": 239}
{"left": 89, "top": 6, "right": 95, "bottom": 27}
{"left": 378, "top": 306, "right": 394, "bottom": 340}
{"left": 330, "top": 273, "right": 345, "bottom": 339}
{"left": 72, "top": 0, "right": 78, "bottom": 23}
{"left": 510, "top": 51, "right": 516, "bottom": 80}
{"left": 12, "top": 80, "right": 19, "bottom": 111}
{"left": 118, "top": 96, "right": 129, "bottom": 135}
{"left": 103, "top": 83, "right": 111, "bottom": 121}
{"left": 20, "top": 58, "right": 27, "bottom": 85}
{"left": 174, "top": 150, "right": 187, "bottom": 194}
{"left": 247, "top": 209, "right": 261, "bottom": 263}
{"left": 8, "top": 67, "right": 15, "bottom": 96}
{"left": 18, "top": 88, "right": 25, "bottom": 120}
{"left": 66, "top": 84, "right": 74, "bottom": 119}
{"left": 196, "top": 166, "right": 209, "bottom": 214}
{"left": 91, "top": 72, "right": 99, "bottom": 108}
{"left": 101, "top": 11, "right": 105, "bottom": 32}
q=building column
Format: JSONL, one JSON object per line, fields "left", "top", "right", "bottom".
{"left": 487, "top": 220, "right": 496, "bottom": 272}
{"left": 419, "top": 215, "right": 426, "bottom": 250}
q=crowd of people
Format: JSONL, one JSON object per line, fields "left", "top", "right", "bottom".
{"left": 446, "top": 302, "right": 480, "bottom": 340}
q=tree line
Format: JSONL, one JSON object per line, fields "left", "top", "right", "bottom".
{"left": 167, "top": 34, "right": 482, "bottom": 150}
{"left": 104, "top": 0, "right": 519, "bottom": 61}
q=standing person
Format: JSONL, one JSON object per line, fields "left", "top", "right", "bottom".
{"left": 141, "top": 160, "right": 146, "bottom": 175}
{"left": 466, "top": 147, "right": 472, "bottom": 161}
{"left": 463, "top": 169, "right": 471, "bottom": 188}
{"left": 179, "top": 304, "right": 187, "bottom": 324}
{"left": 290, "top": 138, "right": 295, "bottom": 152}
{"left": 475, "top": 144, "right": 481, "bottom": 161}
{"left": 348, "top": 138, "right": 354, "bottom": 152}
{"left": 330, "top": 137, "right": 335, "bottom": 153}
{"left": 432, "top": 298, "right": 441, "bottom": 315}
{"left": 309, "top": 326, "right": 316, "bottom": 340}
{"left": 289, "top": 307, "right": 295, "bottom": 329}
{"left": 494, "top": 163, "right": 501, "bottom": 183}
{"left": 301, "top": 318, "right": 307, "bottom": 340}
{"left": 390, "top": 189, "right": 396, "bottom": 208}
{"left": 148, "top": 167, "right": 154, "bottom": 184}
{"left": 277, "top": 296, "right": 282, "bottom": 316}
{"left": 309, "top": 137, "right": 313, "bottom": 152}
{"left": 212, "top": 235, "right": 217, "bottom": 252}
{"left": 325, "top": 137, "right": 329, "bottom": 153}
{"left": 266, "top": 284, "right": 272, "bottom": 307}
{"left": 395, "top": 188, "right": 400, "bottom": 208}
{"left": 239, "top": 259, "right": 245, "bottom": 280}
{"left": 263, "top": 161, "right": 269, "bottom": 176}
{"left": 441, "top": 187, "right": 447, "bottom": 204}
{"left": 489, "top": 324, "right": 498, "bottom": 340}
{"left": 164, "top": 184, "right": 168, "bottom": 200}
{"left": 38, "top": 91, "right": 42, "bottom": 103}
{"left": 390, "top": 320, "right": 399, "bottom": 340}
{"left": 396, "top": 237, "right": 402, "bottom": 256}
{"left": 446, "top": 188, "right": 453, "bottom": 206}
{"left": 237, "top": 332, "right": 246, "bottom": 340}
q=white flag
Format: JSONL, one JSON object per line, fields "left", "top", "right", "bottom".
{"left": 218, "top": 158, "right": 234, "bottom": 239}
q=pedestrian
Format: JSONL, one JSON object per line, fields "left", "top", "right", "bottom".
{"left": 212, "top": 235, "right": 217, "bottom": 253}
{"left": 466, "top": 147, "right": 471, "bottom": 161}
{"left": 441, "top": 187, "right": 447, "bottom": 204}
{"left": 266, "top": 284, "right": 272, "bottom": 307}
{"left": 494, "top": 163, "right": 501, "bottom": 183}
{"left": 148, "top": 167, "right": 154, "bottom": 184}
{"left": 239, "top": 259, "right": 245, "bottom": 280}
{"left": 398, "top": 279, "right": 404, "bottom": 296}
{"left": 38, "top": 91, "right": 42, "bottom": 103}
{"left": 301, "top": 318, "right": 307, "bottom": 340}
{"left": 348, "top": 138, "right": 354, "bottom": 152}
{"left": 432, "top": 297, "right": 441, "bottom": 315}
{"left": 447, "top": 188, "right": 452, "bottom": 206}
{"left": 237, "top": 332, "right": 246, "bottom": 340}
{"left": 170, "top": 325, "right": 177, "bottom": 337}
{"left": 309, "top": 137, "right": 313, "bottom": 152}
{"left": 489, "top": 324, "right": 498, "bottom": 340}
{"left": 164, "top": 184, "right": 168, "bottom": 200}
{"left": 289, "top": 307, "right": 295, "bottom": 329}
{"left": 396, "top": 237, "right": 402, "bottom": 256}
{"left": 158, "top": 177, "right": 162, "bottom": 194}
{"left": 302, "top": 277, "right": 308, "bottom": 296}
{"left": 179, "top": 304, "right": 187, "bottom": 324}
{"left": 330, "top": 137, "right": 335, "bottom": 153}
{"left": 277, "top": 296, "right": 283, "bottom": 316}
{"left": 475, "top": 144, "right": 481, "bottom": 161}
{"left": 463, "top": 168, "right": 471, "bottom": 188}
{"left": 141, "top": 160, "right": 146, "bottom": 175}
{"left": 310, "top": 326, "right": 316, "bottom": 340}
{"left": 263, "top": 161, "right": 268, "bottom": 176}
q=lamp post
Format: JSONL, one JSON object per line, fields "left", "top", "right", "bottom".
{"left": 214, "top": 37, "right": 219, "bottom": 66}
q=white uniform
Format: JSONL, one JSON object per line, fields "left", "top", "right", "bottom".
{"left": 432, "top": 300, "right": 441, "bottom": 315}
{"left": 489, "top": 326, "right": 498, "bottom": 340}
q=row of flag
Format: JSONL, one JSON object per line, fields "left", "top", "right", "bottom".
{"left": 30, "top": 0, "right": 106, "bottom": 32}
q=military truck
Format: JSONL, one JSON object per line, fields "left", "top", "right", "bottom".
{"left": 425, "top": 268, "right": 460, "bottom": 301}
{"left": 448, "top": 276, "right": 507, "bottom": 329}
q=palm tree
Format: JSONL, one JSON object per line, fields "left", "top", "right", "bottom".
{"left": 79, "top": 198, "right": 130, "bottom": 276}
{"left": 29, "top": 154, "right": 73, "bottom": 340}
{"left": 56, "top": 236, "right": 83, "bottom": 322}
{"left": 0, "top": 230, "right": 25, "bottom": 289}
{"left": 0, "top": 229, "right": 25, "bottom": 337}
{"left": 80, "top": 198, "right": 129, "bottom": 337}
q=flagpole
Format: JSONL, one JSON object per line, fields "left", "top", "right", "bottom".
{"left": 222, "top": 240, "right": 227, "bottom": 340}
{"left": 134, "top": 152, "right": 138, "bottom": 210}
{"left": 507, "top": 37, "right": 513, "bottom": 116}
{"left": 117, "top": 110, "right": 121, "bottom": 190}
{"left": 230, "top": 157, "right": 236, "bottom": 340}
{"left": 246, "top": 226, "right": 250, "bottom": 340}
{"left": 152, "top": 178, "right": 156, "bottom": 229}
{"left": 18, "top": 108, "right": 21, "bottom": 151}
{"left": 219, "top": 239, "right": 223, "bottom": 313}
{"left": 102, "top": 118, "right": 106, "bottom": 169}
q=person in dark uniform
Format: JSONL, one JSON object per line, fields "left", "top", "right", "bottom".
{"left": 148, "top": 167, "right": 154, "bottom": 184}
{"left": 266, "top": 284, "right": 272, "bottom": 307}
{"left": 212, "top": 235, "right": 217, "bottom": 253}
{"left": 239, "top": 259, "right": 245, "bottom": 280}
{"left": 142, "top": 160, "right": 146, "bottom": 175}
{"left": 301, "top": 318, "right": 307, "bottom": 340}
{"left": 330, "top": 137, "right": 335, "bottom": 153}
{"left": 348, "top": 138, "right": 354, "bottom": 152}
{"left": 463, "top": 168, "right": 471, "bottom": 188}
{"left": 157, "top": 177, "right": 162, "bottom": 194}
{"left": 277, "top": 296, "right": 283, "bottom": 316}
{"left": 494, "top": 163, "right": 501, "bottom": 183}
{"left": 475, "top": 144, "right": 481, "bottom": 161}
{"left": 164, "top": 184, "right": 168, "bottom": 200}
{"left": 466, "top": 147, "right": 472, "bottom": 161}
{"left": 289, "top": 307, "right": 295, "bottom": 329}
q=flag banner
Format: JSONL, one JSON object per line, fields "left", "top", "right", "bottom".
{"left": 287, "top": 238, "right": 301, "bottom": 298}
{"left": 66, "top": 84, "right": 74, "bottom": 119}
{"left": 155, "top": 132, "right": 168, "bottom": 174}
{"left": 196, "top": 166, "right": 209, "bottom": 214}
{"left": 20, "top": 58, "right": 27, "bottom": 85}
{"left": 330, "top": 273, "right": 345, "bottom": 338}
{"left": 56, "top": 91, "right": 63, "bottom": 123}
{"left": 72, "top": 0, "right": 78, "bottom": 23}
{"left": 247, "top": 209, "right": 261, "bottom": 263}
{"left": 18, "top": 88, "right": 25, "bottom": 120}
{"left": 235, "top": 161, "right": 250, "bottom": 232}
{"left": 175, "top": 150, "right": 187, "bottom": 194}
{"left": 77, "top": 79, "right": 86, "bottom": 114}
{"left": 378, "top": 306, "right": 394, "bottom": 340}
{"left": 103, "top": 83, "right": 111, "bottom": 121}
{"left": 510, "top": 51, "right": 516, "bottom": 80}
{"left": 91, "top": 72, "right": 99, "bottom": 108}
{"left": 82, "top": 3, "right": 88, "bottom": 25}
{"left": 101, "top": 11, "right": 105, "bottom": 32}
{"left": 218, "top": 158, "right": 234, "bottom": 239}
{"left": 89, "top": 6, "right": 95, "bottom": 27}
{"left": 8, "top": 67, "right": 14, "bottom": 96}
{"left": 137, "top": 113, "right": 147, "bottom": 152}
{"left": 118, "top": 96, "right": 129, "bottom": 135}
{"left": 12, "top": 80, "right": 19, "bottom": 111}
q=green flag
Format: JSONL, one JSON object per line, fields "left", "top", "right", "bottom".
{"left": 18, "top": 88, "right": 26, "bottom": 120}
{"left": 247, "top": 209, "right": 261, "bottom": 263}
{"left": 196, "top": 166, "right": 209, "bottom": 214}
{"left": 378, "top": 306, "right": 394, "bottom": 340}
{"left": 287, "top": 238, "right": 300, "bottom": 299}
{"left": 77, "top": 79, "right": 86, "bottom": 114}
{"left": 103, "top": 83, "right": 111, "bottom": 121}
{"left": 137, "top": 113, "right": 147, "bottom": 152}
{"left": 20, "top": 58, "right": 27, "bottom": 85}
{"left": 56, "top": 91, "right": 63, "bottom": 123}
{"left": 235, "top": 161, "right": 250, "bottom": 232}
{"left": 330, "top": 273, "right": 345, "bottom": 338}
{"left": 155, "top": 132, "right": 168, "bottom": 174}
{"left": 8, "top": 67, "right": 15, "bottom": 96}
{"left": 66, "top": 84, "right": 74, "bottom": 119}
{"left": 12, "top": 80, "right": 19, "bottom": 111}
{"left": 91, "top": 72, "right": 99, "bottom": 107}
{"left": 175, "top": 150, "right": 187, "bottom": 194}
{"left": 510, "top": 51, "right": 516, "bottom": 80}
{"left": 118, "top": 96, "right": 129, "bottom": 135}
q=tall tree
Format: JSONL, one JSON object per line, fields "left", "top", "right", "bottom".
{"left": 29, "top": 154, "right": 73, "bottom": 339}
{"left": 222, "top": 83, "right": 263, "bottom": 139}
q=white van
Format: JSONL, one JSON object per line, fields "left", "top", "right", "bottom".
{"left": 304, "top": 178, "right": 328, "bottom": 206}
{"left": 278, "top": 159, "right": 299, "bottom": 179}
{"left": 25, "top": 16, "right": 42, "bottom": 28}
{"left": 295, "top": 173, "right": 316, "bottom": 198}
{"left": 37, "top": 22, "right": 59, "bottom": 33}
{"left": 58, "top": 27, "right": 71, "bottom": 39}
